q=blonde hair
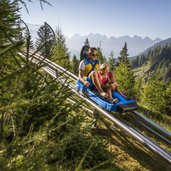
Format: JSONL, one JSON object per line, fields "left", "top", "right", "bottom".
{"left": 99, "top": 63, "right": 108, "bottom": 70}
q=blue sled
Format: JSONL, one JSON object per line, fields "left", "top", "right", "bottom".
{"left": 76, "top": 80, "right": 139, "bottom": 112}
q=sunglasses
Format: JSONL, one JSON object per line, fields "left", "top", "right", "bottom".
{"left": 92, "top": 53, "right": 97, "bottom": 57}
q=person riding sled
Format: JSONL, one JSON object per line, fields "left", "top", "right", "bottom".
{"left": 78, "top": 47, "right": 108, "bottom": 97}
{"left": 97, "top": 63, "right": 119, "bottom": 103}
{"left": 105, "top": 64, "right": 128, "bottom": 99}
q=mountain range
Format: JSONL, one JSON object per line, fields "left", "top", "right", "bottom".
{"left": 66, "top": 34, "right": 161, "bottom": 58}
{"left": 27, "top": 23, "right": 162, "bottom": 58}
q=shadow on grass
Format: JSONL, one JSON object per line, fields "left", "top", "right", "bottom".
{"left": 91, "top": 117, "right": 171, "bottom": 171}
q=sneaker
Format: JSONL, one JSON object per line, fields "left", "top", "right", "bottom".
{"left": 100, "top": 92, "right": 108, "bottom": 98}
{"left": 112, "top": 98, "right": 119, "bottom": 103}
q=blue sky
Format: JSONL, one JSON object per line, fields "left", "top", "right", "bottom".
{"left": 20, "top": 0, "right": 171, "bottom": 39}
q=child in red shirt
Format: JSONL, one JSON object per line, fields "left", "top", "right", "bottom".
{"left": 97, "top": 63, "right": 118, "bottom": 103}
{"left": 106, "top": 64, "right": 127, "bottom": 98}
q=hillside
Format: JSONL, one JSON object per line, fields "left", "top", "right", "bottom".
{"left": 132, "top": 40, "right": 171, "bottom": 83}
{"left": 137, "top": 37, "right": 171, "bottom": 56}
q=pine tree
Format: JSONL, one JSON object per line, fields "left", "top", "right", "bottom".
{"left": 115, "top": 62, "right": 136, "bottom": 97}
{"left": 115, "top": 43, "right": 136, "bottom": 97}
{"left": 0, "top": 0, "right": 22, "bottom": 72}
{"left": 35, "top": 22, "right": 55, "bottom": 58}
{"left": 71, "top": 55, "right": 79, "bottom": 75}
{"left": 140, "top": 76, "right": 167, "bottom": 114}
{"left": 118, "top": 42, "right": 130, "bottom": 66}
{"left": 0, "top": 0, "right": 22, "bottom": 57}
{"left": 0, "top": 0, "right": 21, "bottom": 43}
{"left": 108, "top": 50, "right": 115, "bottom": 71}
{"left": 80, "top": 38, "right": 90, "bottom": 61}
{"left": 97, "top": 47, "right": 106, "bottom": 64}
{"left": 0, "top": 0, "right": 23, "bottom": 141}
{"left": 134, "top": 78, "right": 143, "bottom": 100}
{"left": 52, "top": 27, "right": 71, "bottom": 70}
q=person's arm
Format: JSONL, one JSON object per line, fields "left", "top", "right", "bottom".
{"left": 112, "top": 72, "right": 117, "bottom": 83}
{"left": 78, "top": 61, "right": 90, "bottom": 87}
{"left": 106, "top": 76, "right": 113, "bottom": 88}
{"left": 78, "top": 70, "right": 90, "bottom": 87}
{"left": 108, "top": 71, "right": 119, "bottom": 86}
{"left": 78, "top": 69, "right": 85, "bottom": 84}
{"left": 112, "top": 71, "right": 119, "bottom": 86}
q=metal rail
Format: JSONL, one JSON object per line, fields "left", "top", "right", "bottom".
{"left": 19, "top": 51, "right": 171, "bottom": 164}
{"left": 133, "top": 117, "right": 171, "bottom": 144}
{"left": 124, "top": 112, "right": 171, "bottom": 145}
{"left": 132, "top": 111, "right": 171, "bottom": 143}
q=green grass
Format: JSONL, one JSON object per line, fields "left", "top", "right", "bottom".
{"left": 133, "top": 61, "right": 151, "bottom": 79}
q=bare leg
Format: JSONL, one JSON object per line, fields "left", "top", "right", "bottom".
{"left": 115, "top": 87, "right": 127, "bottom": 98}
{"left": 89, "top": 71, "right": 103, "bottom": 93}
{"left": 108, "top": 71, "right": 119, "bottom": 86}
{"left": 107, "top": 88, "right": 112, "bottom": 99}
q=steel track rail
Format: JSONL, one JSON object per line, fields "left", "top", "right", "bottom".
{"left": 19, "top": 51, "right": 171, "bottom": 164}
{"left": 133, "top": 117, "right": 171, "bottom": 144}
{"left": 132, "top": 111, "right": 171, "bottom": 142}
{"left": 123, "top": 113, "right": 171, "bottom": 145}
